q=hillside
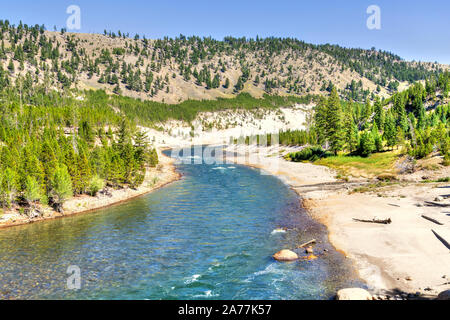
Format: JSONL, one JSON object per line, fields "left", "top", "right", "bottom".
{"left": 0, "top": 20, "right": 448, "bottom": 104}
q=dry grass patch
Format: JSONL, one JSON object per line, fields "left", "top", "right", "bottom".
{"left": 315, "top": 151, "right": 400, "bottom": 178}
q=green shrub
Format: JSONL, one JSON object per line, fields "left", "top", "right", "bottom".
{"left": 89, "top": 175, "right": 105, "bottom": 196}
{"left": 409, "top": 140, "right": 433, "bottom": 159}
{"left": 443, "top": 154, "right": 450, "bottom": 166}
{"left": 288, "top": 146, "right": 329, "bottom": 162}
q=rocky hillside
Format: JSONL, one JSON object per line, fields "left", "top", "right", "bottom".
{"left": 0, "top": 20, "right": 447, "bottom": 103}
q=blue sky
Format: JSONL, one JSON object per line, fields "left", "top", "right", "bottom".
{"left": 1, "top": 0, "right": 449, "bottom": 64}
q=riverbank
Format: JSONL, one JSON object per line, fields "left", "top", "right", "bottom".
{"left": 0, "top": 151, "right": 180, "bottom": 229}
{"left": 225, "top": 144, "right": 450, "bottom": 299}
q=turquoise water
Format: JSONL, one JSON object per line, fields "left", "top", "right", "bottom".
{"left": 0, "top": 148, "right": 360, "bottom": 300}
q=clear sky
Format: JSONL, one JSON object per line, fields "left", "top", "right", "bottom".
{"left": 1, "top": 0, "right": 449, "bottom": 64}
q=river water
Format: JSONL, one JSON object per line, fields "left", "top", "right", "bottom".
{"left": 0, "top": 148, "right": 361, "bottom": 299}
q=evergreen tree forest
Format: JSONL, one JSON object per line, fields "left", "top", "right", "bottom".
{"left": 286, "top": 72, "right": 450, "bottom": 162}
{"left": 0, "top": 86, "right": 159, "bottom": 214}
{"left": 0, "top": 73, "right": 306, "bottom": 215}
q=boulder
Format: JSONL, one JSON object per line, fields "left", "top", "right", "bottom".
{"left": 437, "top": 290, "right": 450, "bottom": 300}
{"left": 336, "top": 288, "right": 372, "bottom": 300}
{"left": 273, "top": 249, "right": 298, "bottom": 262}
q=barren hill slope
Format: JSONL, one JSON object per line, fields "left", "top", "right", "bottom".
{"left": 0, "top": 21, "right": 448, "bottom": 103}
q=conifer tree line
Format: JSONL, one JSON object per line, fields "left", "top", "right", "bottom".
{"left": 0, "top": 86, "right": 158, "bottom": 214}
{"left": 234, "top": 72, "right": 450, "bottom": 163}
{"left": 113, "top": 92, "right": 315, "bottom": 125}
{"left": 284, "top": 72, "right": 450, "bottom": 161}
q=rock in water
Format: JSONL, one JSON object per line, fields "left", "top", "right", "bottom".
{"left": 271, "top": 228, "right": 287, "bottom": 235}
{"left": 437, "top": 290, "right": 450, "bottom": 300}
{"left": 336, "top": 288, "right": 372, "bottom": 300}
{"left": 305, "top": 254, "right": 318, "bottom": 261}
{"left": 273, "top": 249, "right": 298, "bottom": 262}
{"left": 305, "top": 246, "right": 314, "bottom": 254}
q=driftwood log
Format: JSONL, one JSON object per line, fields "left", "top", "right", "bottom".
{"left": 421, "top": 215, "right": 444, "bottom": 226}
{"left": 431, "top": 230, "right": 450, "bottom": 250}
{"left": 424, "top": 201, "right": 450, "bottom": 208}
{"left": 297, "top": 239, "right": 316, "bottom": 249}
{"left": 352, "top": 218, "right": 392, "bottom": 225}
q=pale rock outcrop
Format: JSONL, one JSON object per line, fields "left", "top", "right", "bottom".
{"left": 273, "top": 249, "right": 298, "bottom": 262}
{"left": 336, "top": 288, "right": 372, "bottom": 300}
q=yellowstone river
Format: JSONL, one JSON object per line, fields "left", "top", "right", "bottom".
{"left": 0, "top": 148, "right": 361, "bottom": 299}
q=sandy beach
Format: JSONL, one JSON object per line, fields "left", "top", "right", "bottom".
{"left": 225, "top": 144, "right": 450, "bottom": 298}
{"left": 0, "top": 151, "right": 180, "bottom": 229}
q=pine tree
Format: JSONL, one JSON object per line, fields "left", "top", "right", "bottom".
{"left": 78, "top": 121, "right": 94, "bottom": 144}
{"left": 0, "top": 168, "right": 17, "bottom": 209}
{"left": 133, "top": 131, "right": 148, "bottom": 167}
{"left": 326, "top": 88, "right": 344, "bottom": 155}
{"left": 63, "top": 143, "right": 80, "bottom": 193}
{"left": 24, "top": 176, "right": 42, "bottom": 210}
{"left": 7, "top": 58, "right": 14, "bottom": 73}
{"left": 416, "top": 97, "right": 426, "bottom": 129}
{"left": 234, "top": 77, "right": 244, "bottom": 92}
{"left": 20, "top": 148, "right": 45, "bottom": 194}
{"left": 212, "top": 74, "right": 220, "bottom": 89}
{"left": 76, "top": 149, "right": 92, "bottom": 194}
{"left": 108, "top": 153, "right": 125, "bottom": 187}
{"left": 50, "top": 165, "right": 73, "bottom": 211}
{"left": 372, "top": 123, "right": 383, "bottom": 152}
{"left": 383, "top": 112, "right": 397, "bottom": 150}
{"left": 113, "top": 84, "right": 121, "bottom": 95}
{"left": 396, "top": 127, "right": 406, "bottom": 150}
{"left": 121, "top": 142, "right": 136, "bottom": 183}
{"left": 116, "top": 119, "right": 130, "bottom": 152}
{"left": 314, "top": 97, "right": 328, "bottom": 146}
{"left": 373, "top": 97, "right": 384, "bottom": 130}
{"left": 397, "top": 107, "right": 409, "bottom": 133}
{"left": 343, "top": 108, "right": 358, "bottom": 153}
{"left": 358, "top": 131, "right": 375, "bottom": 157}
{"left": 148, "top": 148, "right": 159, "bottom": 167}
{"left": 0, "top": 65, "right": 10, "bottom": 90}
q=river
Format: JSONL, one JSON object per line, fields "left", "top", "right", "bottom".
{"left": 0, "top": 147, "right": 361, "bottom": 299}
